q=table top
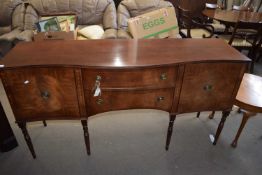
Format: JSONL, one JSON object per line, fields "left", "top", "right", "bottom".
{"left": 203, "top": 9, "right": 262, "bottom": 24}
{"left": 235, "top": 73, "right": 262, "bottom": 113}
{"left": 0, "top": 39, "right": 250, "bottom": 69}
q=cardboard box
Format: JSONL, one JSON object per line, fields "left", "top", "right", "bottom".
{"left": 128, "top": 7, "right": 178, "bottom": 39}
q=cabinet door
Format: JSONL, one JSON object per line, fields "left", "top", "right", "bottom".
{"left": 1, "top": 68, "right": 80, "bottom": 121}
{"left": 178, "top": 63, "right": 244, "bottom": 113}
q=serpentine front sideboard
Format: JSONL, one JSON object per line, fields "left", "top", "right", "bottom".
{"left": 0, "top": 39, "right": 250, "bottom": 158}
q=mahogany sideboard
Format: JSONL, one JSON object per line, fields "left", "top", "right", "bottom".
{"left": 0, "top": 39, "right": 250, "bottom": 158}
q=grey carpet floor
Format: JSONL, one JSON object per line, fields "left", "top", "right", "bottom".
{"left": 0, "top": 59, "right": 261, "bottom": 175}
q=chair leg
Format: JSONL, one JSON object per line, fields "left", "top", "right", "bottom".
{"left": 43, "top": 120, "right": 47, "bottom": 127}
{"left": 231, "top": 111, "right": 256, "bottom": 148}
{"left": 196, "top": 112, "right": 200, "bottom": 118}
{"left": 81, "top": 120, "right": 91, "bottom": 155}
{"left": 208, "top": 111, "right": 215, "bottom": 119}
{"left": 17, "top": 122, "right": 36, "bottom": 159}
{"left": 213, "top": 110, "right": 230, "bottom": 145}
{"left": 165, "top": 114, "right": 176, "bottom": 151}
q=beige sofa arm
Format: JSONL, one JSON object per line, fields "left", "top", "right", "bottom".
{"left": 0, "top": 28, "right": 22, "bottom": 42}
{"left": 117, "top": 29, "right": 132, "bottom": 39}
{"left": 102, "top": 29, "right": 117, "bottom": 39}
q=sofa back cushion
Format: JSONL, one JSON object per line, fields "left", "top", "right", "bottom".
{"left": 26, "top": 0, "right": 113, "bottom": 26}
{"left": 0, "top": 0, "right": 23, "bottom": 27}
{"left": 12, "top": 3, "right": 26, "bottom": 30}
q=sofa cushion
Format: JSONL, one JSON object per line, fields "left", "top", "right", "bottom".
{"left": 0, "top": 26, "right": 11, "bottom": 35}
{"left": 78, "top": 25, "right": 104, "bottom": 39}
{"left": 0, "top": 0, "right": 22, "bottom": 27}
{"left": 24, "top": 5, "right": 39, "bottom": 30}
{"left": 12, "top": 3, "right": 26, "bottom": 30}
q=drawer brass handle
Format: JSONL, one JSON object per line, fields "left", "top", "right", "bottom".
{"left": 96, "top": 98, "right": 103, "bottom": 105}
{"left": 157, "top": 96, "right": 165, "bottom": 102}
{"left": 203, "top": 85, "right": 213, "bottom": 91}
{"left": 41, "top": 91, "right": 50, "bottom": 100}
{"left": 160, "top": 73, "right": 167, "bottom": 80}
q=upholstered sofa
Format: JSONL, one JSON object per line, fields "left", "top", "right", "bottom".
{"left": 117, "top": 0, "right": 179, "bottom": 39}
{"left": 22, "top": 0, "right": 118, "bottom": 40}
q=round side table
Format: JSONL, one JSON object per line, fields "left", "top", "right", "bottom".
{"left": 231, "top": 73, "right": 262, "bottom": 147}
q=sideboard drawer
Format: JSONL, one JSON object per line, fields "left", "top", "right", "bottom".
{"left": 1, "top": 68, "right": 80, "bottom": 121}
{"left": 178, "top": 63, "right": 244, "bottom": 113}
{"left": 85, "top": 88, "right": 174, "bottom": 115}
{"left": 82, "top": 67, "right": 177, "bottom": 89}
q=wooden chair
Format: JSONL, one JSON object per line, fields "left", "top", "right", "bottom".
{"left": 177, "top": 6, "right": 215, "bottom": 38}
{"left": 205, "top": 3, "right": 227, "bottom": 34}
{"left": 218, "top": 20, "right": 262, "bottom": 72}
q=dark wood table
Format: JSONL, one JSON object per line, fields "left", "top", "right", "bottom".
{"left": 202, "top": 9, "right": 262, "bottom": 25}
{"left": 0, "top": 39, "right": 250, "bottom": 158}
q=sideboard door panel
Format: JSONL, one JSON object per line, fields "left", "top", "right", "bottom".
{"left": 2, "top": 68, "right": 80, "bottom": 121}
{"left": 178, "top": 63, "right": 243, "bottom": 113}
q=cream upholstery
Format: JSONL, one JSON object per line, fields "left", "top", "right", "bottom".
{"left": 180, "top": 29, "right": 212, "bottom": 39}
{"left": 219, "top": 35, "right": 252, "bottom": 47}
{"left": 211, "top": 20, "right": 226, "bottom": 33}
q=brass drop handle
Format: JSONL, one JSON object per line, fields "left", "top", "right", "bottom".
{"left": 41, "top": 91, "right": 50, "bottom": 100}
{"left": 157, "top": 96, "right": 165, "bottom": 102}
{"left": 96, "top": 98, "right": 103, "bottom": 105}
{"left": 160, "top": 73, "right": 167, "bottom": 80}
{"left": 203, "top": 84, "right": 213, "bottom": 91}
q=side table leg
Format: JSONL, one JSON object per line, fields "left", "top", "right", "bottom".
{"left": 231, "top": 112, "right": 256, "bottom": 148}
{"left": 81, "top": 120, "right": 91, "bottom": 155}
{"left": 213, "top": 110, "right": 230, "bottom": 145}
{"left": 208, "top": 111, "right": 216, "bottom": 119}
{"left": 17, "top": 122, "right": 36, "bottom": 159}
{"left": 165, "top": 114, "right": 176, "bottom": 151}
{"left": 43, "top": 120, "right": 47, "bottom": 127}
{"left": 196, "top": 112, "right": 200, "bottom": 118}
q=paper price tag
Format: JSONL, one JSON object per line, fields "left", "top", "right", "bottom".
{"left": 94, "top": 87, "right": 101, "bottom": 97}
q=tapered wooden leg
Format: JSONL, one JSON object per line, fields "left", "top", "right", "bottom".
{"left": 43, "top": 120, "right": 47, "bottom": 127}
{"left": 196, "top": 112, "right": 200, "bottom": 118}
{"left": 81, "top": 120, "right": 90, "bottom": 155}
{"left": 231, "top": 112, "right": 256, "bottom": 148}
{"left": 208, "top": 111, "right": 215, "bottom": 119}
{"left": 165, "top": 114, "right": 176, "bottom": 151}
{"left": 17, "top": 122, "right": 36, "bottom": 159}
{"left": 213, "top": 110, "right": 230, "bottom": 145}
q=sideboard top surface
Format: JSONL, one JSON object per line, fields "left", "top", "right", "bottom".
{"left": 0, "top": 39, "right": 250, "bottom": 69}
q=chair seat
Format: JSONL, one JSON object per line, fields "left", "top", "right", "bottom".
{"left": 180, "top": 29, "right": 211, "bottom": 38}
{"left": 211, "top": 23, "right": 226, "bottom": 32}
{"left": 219, "top": 35, "right": 252, "bottom": 47}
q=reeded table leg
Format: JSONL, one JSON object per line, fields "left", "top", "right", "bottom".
{"left": 17, "top": 122, "right": 36, "bottom": 159}
{"left": 43, "top": 120, "right": 47, "bottom": 127}
{"left": 196, "top": 112, "right": 200, "bottom": 118}
{"left": 213, "top": 110, "right": 230, "bottom": 145}
{"left": 165, "top": 114, "right": 176, "bottom": 151}
{"left": 231, "top": 111, "right": 256, "bottom": 148}
{"left": 81, "top": 120, "right": 91, "bottom": 155}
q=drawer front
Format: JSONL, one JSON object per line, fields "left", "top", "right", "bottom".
{"left": 178, "top": 63, "right": 243, "bottom": 113}
{"left": 85, "top": 88, "right": 174, "bottom": 115}
{"left": 2, "top": 68, "right": 80, "bottom": 121}
{"left": 82, "top": 67, "right": 177, "bottom": 89}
